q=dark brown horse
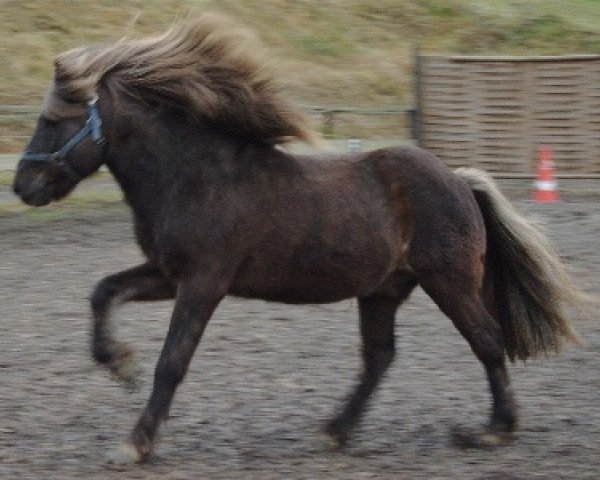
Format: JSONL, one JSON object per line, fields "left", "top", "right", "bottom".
{"left": 13, "top": 15, "right": 585, "bottom": 463}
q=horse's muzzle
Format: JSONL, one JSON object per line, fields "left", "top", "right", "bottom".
{"left": 13, "top": 172, "right": 53, "bottom": 207}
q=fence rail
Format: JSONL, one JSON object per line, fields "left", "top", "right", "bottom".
{"left": 0, "top": 105, "right": 39, "bottom": 121}
{"left": 0, "top": 103, "right": 415, "bottom": 171}
{"left": 304, "top": 105, "right": 417, "bottom": 139}
{"left": 0, "top": 104, "right": 415, "bottom": 154}
{"left": 0, "top": 105, "right": 39, "bottom": 113}
{"left": 0, "top": 105, "right": 417, "bottom": 119}
{"left": 0, "top": 106, "right": 40, "bottom": 152}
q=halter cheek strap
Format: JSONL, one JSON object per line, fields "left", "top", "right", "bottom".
{"left": 21, "top": 98, "right": 104, "bottom": 183}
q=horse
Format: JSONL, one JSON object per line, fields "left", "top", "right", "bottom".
{"left": 12, "top": 15, "right": 585, "bottom": 463}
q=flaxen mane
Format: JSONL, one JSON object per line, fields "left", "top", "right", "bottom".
{"left": 43, "top": 14, "right": 317, "bottom": 145}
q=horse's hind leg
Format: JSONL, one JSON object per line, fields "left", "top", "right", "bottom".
{"left": 418, "top": 272, "right": 518, "bottom": 446}
{"left": 91, "top": 263, "right": 176, "bottom": 389}
{"left": 325, "top": 273, "right": 417, "bottom": 446}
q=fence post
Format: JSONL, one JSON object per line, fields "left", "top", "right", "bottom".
{"left": 322, "top": 111, "right": 335, "bottom": 137}
{"left": 412, "top": 45, "right": 423, "bottom": 147}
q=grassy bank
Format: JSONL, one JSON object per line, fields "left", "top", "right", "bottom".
{"left": 2, "top": 0, "right": 600, "bottom": 149}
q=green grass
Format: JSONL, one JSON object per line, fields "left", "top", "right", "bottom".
{"left": 25, "top": 208, "right": 71, "bottom": 221}
{"left": 0, "top": 171, "right": 15, "bottom": 186}
{"left": 0, "top": 178, "right": 123, "bottom": 217}
{"left": 0, "top": 194, "right": 124, "bottom": 218}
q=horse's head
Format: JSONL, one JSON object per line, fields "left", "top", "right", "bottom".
{"left": 13, "top": 97, "right": 107, "bottom": 206}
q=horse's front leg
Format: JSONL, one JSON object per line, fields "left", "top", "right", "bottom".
{"left": 120, "top": 276, "right": 225, "bottom": 462}
{"left": 91, "top": 263, "right": 176, "bottom": 389}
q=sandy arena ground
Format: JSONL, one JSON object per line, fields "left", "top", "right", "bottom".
{"left": 1, "top": 186, "right": 599, "bottom": 479}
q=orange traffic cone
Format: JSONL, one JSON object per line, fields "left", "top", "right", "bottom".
{"left": 533, "top": 145, "right": 558, "bottom": 202}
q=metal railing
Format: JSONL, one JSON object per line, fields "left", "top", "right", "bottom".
{"left": 304, "top": 105, "right": 417, "bottom": 138}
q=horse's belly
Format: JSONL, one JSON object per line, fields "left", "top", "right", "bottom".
{"left": 230, "top": 242, "right": 397, "bottom": 304}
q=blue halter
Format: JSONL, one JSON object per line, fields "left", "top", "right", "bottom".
{"left": 21, "top": 97, "right": 104, "bottom": 182}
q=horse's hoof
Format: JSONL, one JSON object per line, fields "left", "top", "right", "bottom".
{"left": 322, "top": 420, "right": 350, "bottom": 449}
{"left": 450, "top": 424, "right": 515, "bottom": 449}
{"left": 321, "top": 429, "right": 346, "bottom": 450}
{"left": 106, "top": 442, "right": 146, "bottom": 467}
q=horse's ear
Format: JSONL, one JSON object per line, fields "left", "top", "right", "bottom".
{"left": 53, "top": 53, "right": 75, "bottom": 81}
{"left": 53, "top": 57, "right": 66, "bottom": 80}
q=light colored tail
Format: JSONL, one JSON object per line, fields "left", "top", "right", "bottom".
{"left": 455, "top": 167, "right": 588, "bottom": 362}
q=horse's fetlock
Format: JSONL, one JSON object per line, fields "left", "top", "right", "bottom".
{"left": 323, "top": 417, "right": 351, "bottom": 447}
{"left": 491, "top": 409, "right": 518, "bottom": 433}
{"left": 92, "top": 335, "right": 122, "bottom": 363}
{"left": 92, "top": 342, "right": 113, "bottom": 365}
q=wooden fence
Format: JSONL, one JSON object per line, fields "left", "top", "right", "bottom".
{"left": 416, "top": 54, "right": 600, "bottom": 176}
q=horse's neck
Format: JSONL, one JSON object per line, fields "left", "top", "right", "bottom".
{"left": 104, "top": 121, "right": 270, "bottom": 218}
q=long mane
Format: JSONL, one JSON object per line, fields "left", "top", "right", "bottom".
{"left": 43, "top": 14, "right": 317, "bottom": 145}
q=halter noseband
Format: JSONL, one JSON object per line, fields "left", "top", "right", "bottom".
{"left": 21, "top": 97, "right": 104, "bottom": 183}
